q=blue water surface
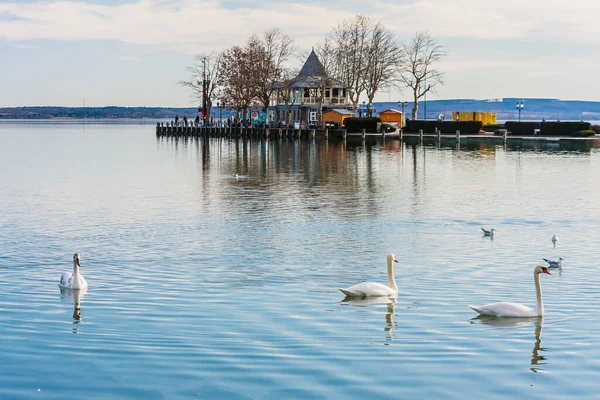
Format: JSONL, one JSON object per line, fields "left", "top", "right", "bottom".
{"left": 0, "top": 121, "right": 599, "bottom": 399}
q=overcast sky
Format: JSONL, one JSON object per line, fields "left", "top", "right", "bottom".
{"left": 0, "top": 0, "right": 598, "bottom": 107}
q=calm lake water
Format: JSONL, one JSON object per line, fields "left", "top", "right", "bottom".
{"left": 1, "top": 120, "right": 599, "bottom": 399}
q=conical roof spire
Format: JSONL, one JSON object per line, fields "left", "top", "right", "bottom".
{"left": 298, "top": 48, "right": 325, "bottom": 77}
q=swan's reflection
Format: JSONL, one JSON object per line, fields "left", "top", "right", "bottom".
{"left": 471, "top": 316, "right": 545, "bottom": 373}
{"left": 342, "top": 296, "right": 397, "bottom": 343}
{"left": 60, "top": 288, "right": 87, "bottom": 333}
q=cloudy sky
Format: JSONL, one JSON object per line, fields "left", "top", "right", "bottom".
{"left": 0, "top": 0, "right": 598, "bottom": 107}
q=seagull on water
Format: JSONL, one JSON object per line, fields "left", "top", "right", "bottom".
{"left": 551, "top": 234, "right": 559, "bottom": 245}
{"left": 481, "top": 228, "right": 495, "bottom": 236}
{"left": 543, "top": 257, "right": 564, "bottom": 268}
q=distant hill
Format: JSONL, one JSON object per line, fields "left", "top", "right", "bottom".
{"left": 1, "top": 99, "right": 600, "bottom": 121}
{"left": 0, "top": 106, "right": 198, "bottom": 119}
{"left": 374, "top": 98, "right": 600, "bottom": 122}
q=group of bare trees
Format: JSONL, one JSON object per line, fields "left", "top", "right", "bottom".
{"left": 321, "top": 16, "right": 446, "bottom": 119}
{"left": 180, "top": 28, "right": 294, "bottom": 122}
{"left": 181, "top": 15, "right": 446, "bottom": 123}
{"left": 325, "top": 15, "right": 402, "bottom": 116}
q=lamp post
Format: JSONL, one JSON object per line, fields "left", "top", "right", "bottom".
{"left": 217, "top": 101, "right": 222, "bottom": 127}
{"left": 398, "top": 101, "right": 408, "bottom": 118}
{"left": 516, "top": 101, "right": 524, "bottom": 122}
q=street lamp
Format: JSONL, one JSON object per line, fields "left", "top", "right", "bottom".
{"left": 516, "top": 101, "right": 524, "bottom": 122}
{"left": 398, "top": 101, "right": 408, "bottom": 118}
{"left": 217, "top": 101, "right": 222, "bottom": 127}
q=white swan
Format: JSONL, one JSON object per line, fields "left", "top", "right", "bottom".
{"left": 543, "top": 257, "right": 563, "bottom": 268}
{"left": 59, "top": 253, "right": 88, "bottom": 290}
{"left": 469, "top": 265, "right": 551, "bottom": 317}
{"left": 339, "top": 254, "right": 399, "bottom": 298}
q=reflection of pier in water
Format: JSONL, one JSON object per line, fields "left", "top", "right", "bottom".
{"left": 155, "top": 134, "right": 595, "bottom": 220}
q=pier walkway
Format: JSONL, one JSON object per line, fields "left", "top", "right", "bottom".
{"left": 156, "top": 122, "right": 599, "bottom": 143}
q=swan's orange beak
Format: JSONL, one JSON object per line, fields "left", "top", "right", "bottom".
{"left": 542, "top": 267, "right": 551, "bottom": 275}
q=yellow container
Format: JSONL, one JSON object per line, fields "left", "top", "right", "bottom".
{"left": 452, "top": 112, "right": 496, "bottom": 125}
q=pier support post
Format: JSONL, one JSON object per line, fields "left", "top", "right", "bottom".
{"left": 311, "top": 129, "right": 316, "bottom": 139}
{"left": 343, "top": 129, "right": 347, "bottom": 140}
{"left": 456, "top": 130, "right": 460, "bottom": 141}
{"left": 399, "top": 128, "right": 403, "bottom": 141}
{"left": 437, "top": 127, "right": 441, "bottom": 142}
{"left": 362, "top": 129, "right": 366, "bottom": 139}
{"left": 419, "top": 129, "right": 423, "bottom": 141}
{"left": 278, "top": 128, "right": 282, "bottom": 138}
{"left": 503, "top": 129, "right": 507, "bottom": 142}
{"left": 325, "top": 128, "right": 328, "bottom": 139}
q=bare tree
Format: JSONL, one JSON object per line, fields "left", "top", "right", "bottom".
{"left": 363, "top": 22, "right": 403, "bottom": 116}
{"left": 179, "top": 52, "right": 223, "bottom": 120}
{"left": 220, "top": 38, "right": 268, "bottom": 124}
{"left": 329, "top": 15, "right": 373, "bottom": 112}
{"left": 399, "top": 32, "right": 446, "bottom": 120}
{"left": 254, "top": 28, "right": 295, "bottom": 113}
{"left": 313, "top": 39, "right": 338, "bottom": 126}
{"left": 275, "top": 68, "right": 299, "bottom": 126}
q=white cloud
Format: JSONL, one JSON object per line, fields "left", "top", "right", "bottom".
{"left": 0, "top": 0, "right": 598, "bottom": 53}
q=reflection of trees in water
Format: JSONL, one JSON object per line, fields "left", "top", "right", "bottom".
{"left": 154, "top": 135, "right": 593, "bottom": 223}
{"left": 181, "top": 137, "right": 394, "bottom": 216}
{"left": 471, "top": 316, "right": 546, "bottom": 373}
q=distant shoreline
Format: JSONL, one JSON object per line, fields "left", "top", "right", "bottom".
{"left": 2, "top": 98, "right": 600, "bottom": 121}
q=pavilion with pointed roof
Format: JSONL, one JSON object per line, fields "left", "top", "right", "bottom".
{"left": 271, "top": 49, "right": 350, "bottom": 128}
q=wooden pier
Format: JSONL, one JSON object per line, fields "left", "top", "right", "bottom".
{"left": 155, "top": 123, "right": 599, "bottom": 146}
{"left": 155, "top": 122, "right": 349, "bottom": 140}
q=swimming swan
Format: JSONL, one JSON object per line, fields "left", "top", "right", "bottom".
{"left": 339, "top": 254, "right": 399, "bottom": 298}
{"left": 469, "top": 265, "right": 551, "bottom": 317}
{"left": 59, "top": 253, "right": 88, "bottom": 290}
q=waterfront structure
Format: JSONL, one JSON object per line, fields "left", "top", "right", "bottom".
{"left": 272, "top": 50, "right": 350, "bottom": 128}
{"left": 378, "top": 109, "right": 404, "bottom": 128}
{"left": 452, "top": 111, "right": 496, "bottom": 125}
{"left": 322, "top": 109, "right": 354, "bottom": 129}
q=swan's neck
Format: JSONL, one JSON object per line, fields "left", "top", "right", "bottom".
{"left": 534, "top": 272, "right": 544, "bottom": 316}
{"left": 387, "top": 259, "right": 398, "bottom": 293}
{"left": 73, "top": 260, "right": 80, "bottom": 277}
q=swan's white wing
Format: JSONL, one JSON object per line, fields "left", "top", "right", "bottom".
{"left": 59, "top": 272, "right": 88, "bottom": 289}
{"left": 340, "top": 282, "right": 396, "bottom": 297}
{"left": 469, "top": 301, "right": 535, "bottom": 317}
{"left": 59, "top": 272, "right": 73, "bottom": 288}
